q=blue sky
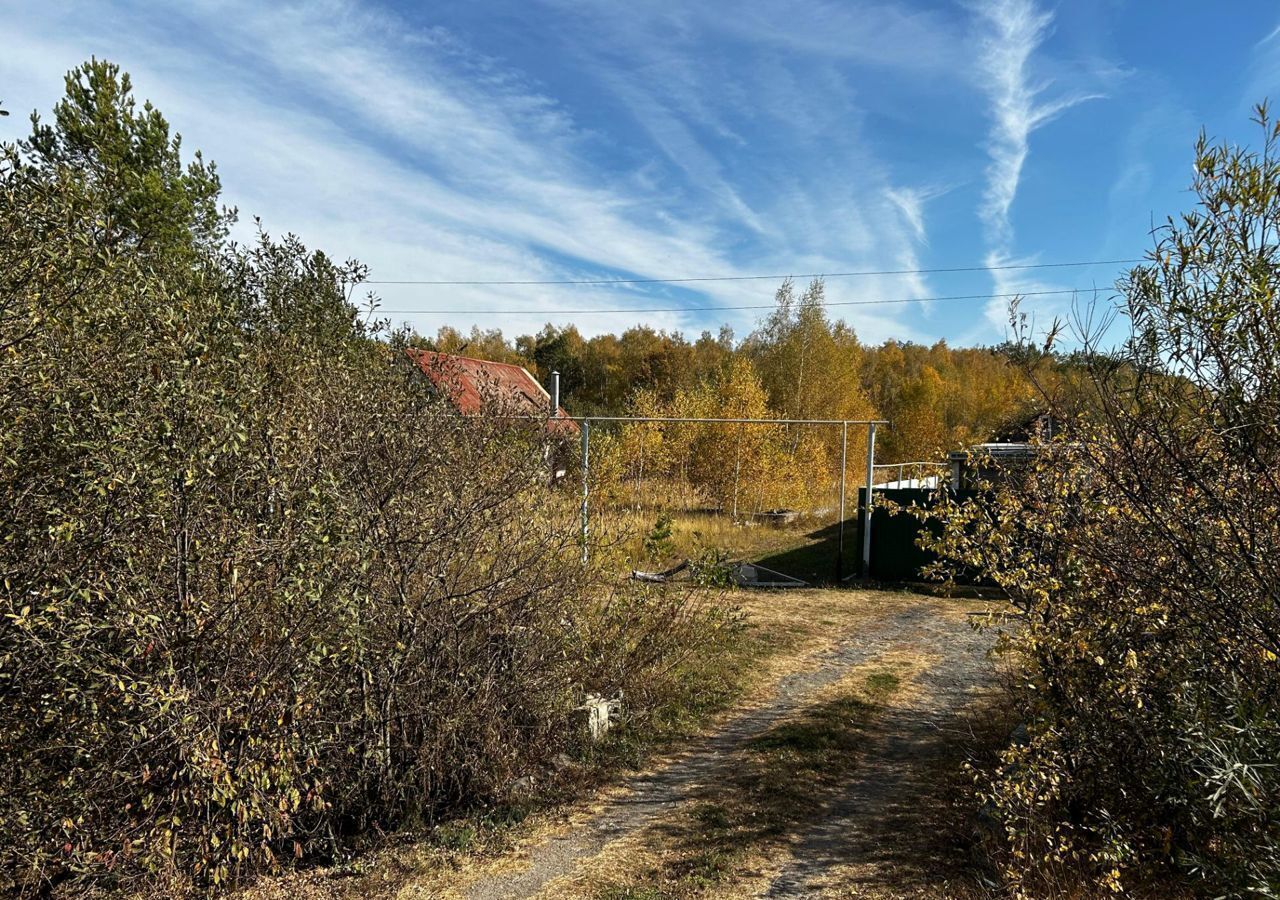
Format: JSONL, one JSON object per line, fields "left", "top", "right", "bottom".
{"left": 4, "top": 1, "right": 1280, "bottom": 346}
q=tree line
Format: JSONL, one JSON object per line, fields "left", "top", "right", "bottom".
{"left": 419, "top": 279, "right": 1073, "bottom": 471}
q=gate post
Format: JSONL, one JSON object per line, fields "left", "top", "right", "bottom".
{"left": 862, "top": 422, "right": 877, "bottom": 578}
{"left": 837, "top": 422, "right": 848, "bottom": 581}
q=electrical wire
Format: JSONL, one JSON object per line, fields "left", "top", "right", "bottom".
{"left": 365, "top": 257, "right": 1143, "bottom": 287}
{"left": 374, "top": 286, "right": 1116, "bottom": 316}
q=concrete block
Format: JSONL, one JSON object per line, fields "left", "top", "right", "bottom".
{"left": 576, "top": 693, "right": 623, "bottom": 742}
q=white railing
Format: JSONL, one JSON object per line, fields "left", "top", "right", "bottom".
{"left": 871, "top": 460, "right": 948, "bottom": 487}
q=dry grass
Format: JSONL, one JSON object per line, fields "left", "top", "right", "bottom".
{"left": 548, "top": 657, "right": 927, "bottom": 900}
{"left": 536, "top": 597, "right": 1010, "bottom": 900}
{"left": 729, "top": 589, "right": 931, "bottom": 699}
{"left": 230, "top": 588, "right": 925, "bottom": 900}
{"left": 598, "top": 508, "right": 832, "bottom": 573}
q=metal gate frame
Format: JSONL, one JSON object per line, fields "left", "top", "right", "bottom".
{"left": 570, "top": 415, "right": 887, "bottom": 578}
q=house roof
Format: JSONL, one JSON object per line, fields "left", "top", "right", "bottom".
{"left": 405, "top": 349, "right": 579, "bottom": 435}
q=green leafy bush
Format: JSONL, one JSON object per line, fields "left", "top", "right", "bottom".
{"left": 689, "top": 548, "right": 736, "bottom": 588}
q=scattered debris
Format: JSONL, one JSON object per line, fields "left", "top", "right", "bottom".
{"left": 631, "top": 560, "right": 690, "bottom": 583}
{"left": 730, "top": 562, "right": 807, "bottom": 589}
{"left": 753, "top": 508, "right": 800, "bottom": 525}
{"left": 632, "top": 558, "right": 808, "bottom": 589}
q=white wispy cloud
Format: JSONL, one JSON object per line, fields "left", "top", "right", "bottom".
{"left": 532, "top": 0, "right": 955, "bottom": 339}
{"left": 686, "top": 0, "right": 965, "bottom": 74}
{"left": 885, "top": 184, "right": 952, "bottom": 245}
{"left": 1246, "top": 19, "right": 1280, "bottom": 109}
{"left": 970, "top": 0, "right": 1103, "bottom": 333}
{"left": 973, "top": 0, "right": 1100, "bottom": 248}
{"left": 0, "top": 1, "right": 747, "bottom": 337}
{"left": 1, "top": 0, "right": 948, "bottom": 344}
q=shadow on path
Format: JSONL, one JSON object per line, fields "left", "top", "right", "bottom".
{"left": 760, "top": 610, "right": 998, "bottom": 898}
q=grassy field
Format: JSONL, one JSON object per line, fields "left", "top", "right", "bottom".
{"left": 601, "top": 508, "right": 857, "bottom": 586}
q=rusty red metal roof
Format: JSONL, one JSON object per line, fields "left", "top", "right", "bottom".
{"left": 406, "top": 349, "right": 579, "bottom": 435}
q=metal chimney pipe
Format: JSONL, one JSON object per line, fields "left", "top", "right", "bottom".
{"left": 549, "top": 371, "right": 561, "bottom": 418}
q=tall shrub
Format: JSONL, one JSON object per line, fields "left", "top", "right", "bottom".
{"left": 0, "top": 61, "right": 738, "bottom": 895}
{"left": 927, "top": 108, "right": 1280, "bottom": 896}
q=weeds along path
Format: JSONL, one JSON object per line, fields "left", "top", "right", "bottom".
{"left": 456, "top": 591, "right": 998, "bottom": 900}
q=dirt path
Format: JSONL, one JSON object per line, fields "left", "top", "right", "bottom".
{"left": 456, "top": 593, "right": 1001, "bottom": 900}
{"left": 758, "top": 602, "right": 998, "bottom": 898}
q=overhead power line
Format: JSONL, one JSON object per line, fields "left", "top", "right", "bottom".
{"left": 376, "top": 286, "right": 1116, "bottom": 316}
{"left": 366, "top": 257, "right": 1143, "bottom": 287}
